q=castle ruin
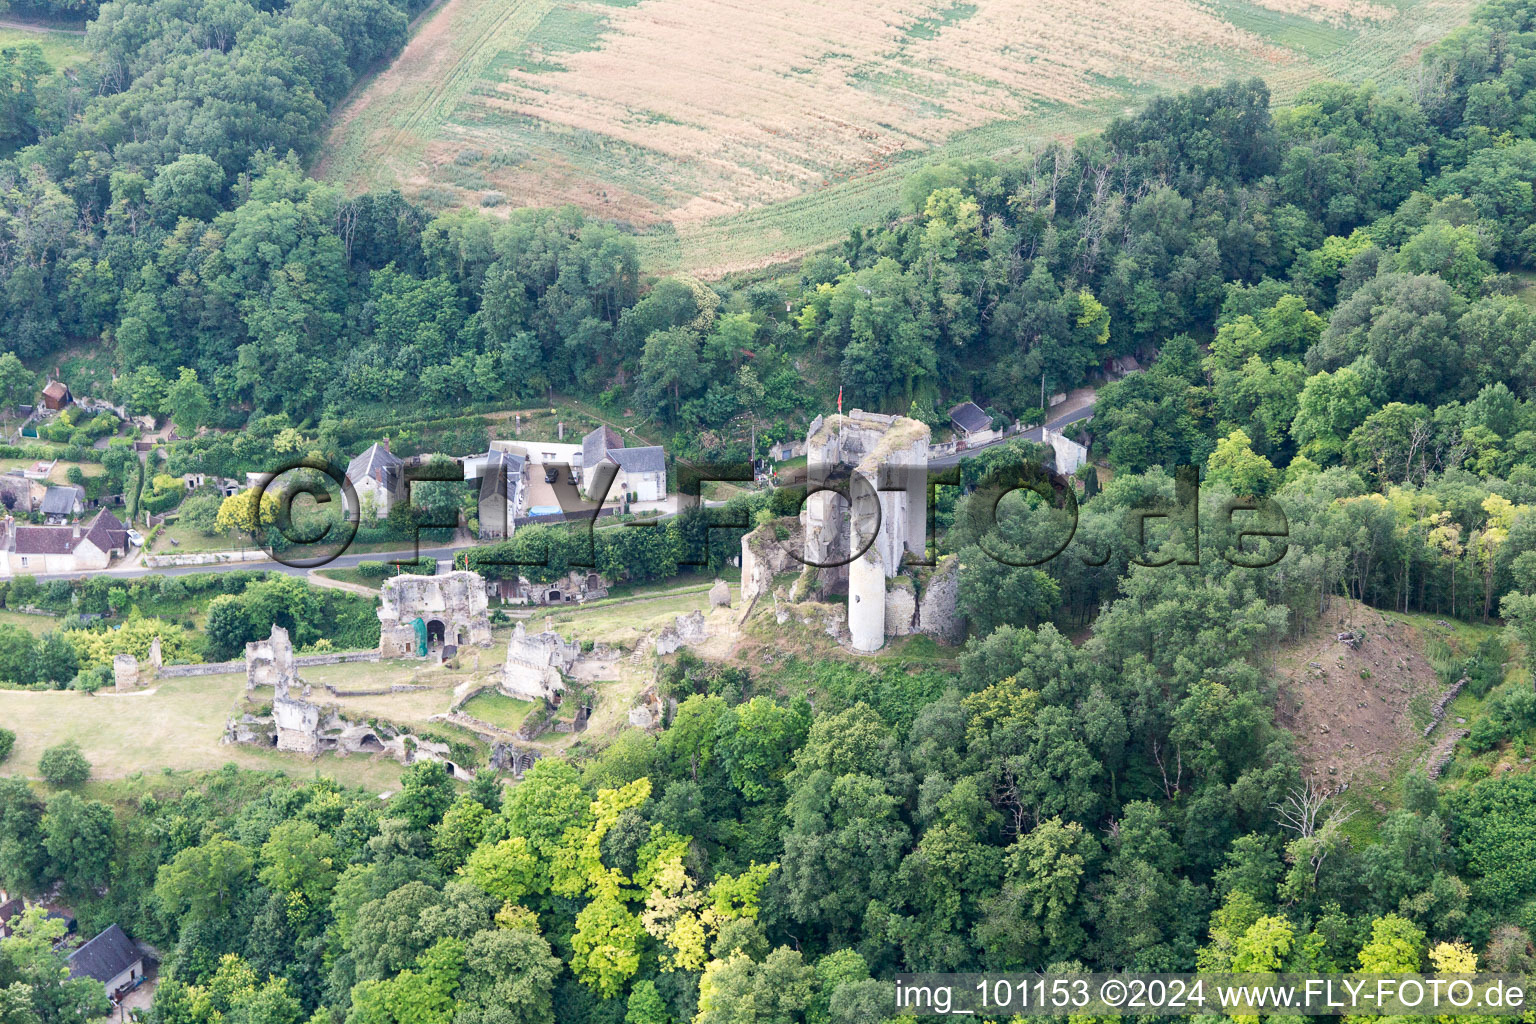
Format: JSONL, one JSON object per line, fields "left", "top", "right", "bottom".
{"left": 500, "top": 622, "right": 578, "bottom": 704}
{"left": 378, "top": 571, "right": 492, "bottom": 658}
{"left": 801, "top": 410, "right": 930, "bottom": 652}
{"left": 245, "top": 624, "right": 297, "bottom": 692}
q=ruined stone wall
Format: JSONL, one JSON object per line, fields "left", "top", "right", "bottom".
{"left": 801, "top": 411, "right": 930, "bottom": 653}
{"left": 916, "top": 555, "right": 964, "bottom": 644}
{"left": 158, "top": 650, "right": 379, "bottom": 680}
{"left": 739, "top": 520, "right": 800, "bottom": 607}
{"left": 379, "top": 571, "right": 492, "bottom": 657}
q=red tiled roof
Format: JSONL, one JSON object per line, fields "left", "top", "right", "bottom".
{"left": 13, "top": 509, "right": 126, "bottom": 556}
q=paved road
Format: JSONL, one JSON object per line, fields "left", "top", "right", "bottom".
{"left": 927, "top": 401, "right": 1094, "bottom": 469}
{"left": 31, "top": 399, "right": 1094, "bottom": 582}
{"left": 34, "top": 544, "right": 469, "bottom": 583}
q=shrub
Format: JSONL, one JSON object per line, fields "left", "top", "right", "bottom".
{"left": 0, "top": 727, "right": 13, "bottom": 763}
{"left": 356, "top": 560, "right": 389, "bottom": 579}
{"left": 38, "top": 741, "right": 91, "bottom": 785}
{"left": 72, "top": 665, "right": 112, "bottom": 693}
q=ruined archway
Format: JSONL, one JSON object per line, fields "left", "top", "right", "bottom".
{"left": 426, "top": 619, "right": 446, "bottom": 645}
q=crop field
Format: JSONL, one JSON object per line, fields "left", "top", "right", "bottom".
{"left": 327, "top": 0, "right": 1473, "bottom": 274}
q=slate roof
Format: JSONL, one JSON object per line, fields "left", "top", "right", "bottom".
{"left": 479, "top": 451, "right": 526, "bottom": 502}
{"left": 347, "top": 443, "right": 402, "bottom": 490}
{"left": 13, "top": 509, "right": 126, "bottom": 556}
{"left": 41, "top": 381, "right": 69, "bottom": 402}
{"left": 948, "top": 401, "right": 991, "bottom": 435}
{"left": 85, "top": 509, "right": 129, "bottom": 553}
{"left": 67, "top": 924, "right": 140, "bottom": 983}
{"left": 608, "top": 446, "right": 666, "bottom": 476}
{"left": 581, "top": 425, "right": 623, "bottom": 474}
{"left": 39, "top": 485, "right": 84, "bottom": 517}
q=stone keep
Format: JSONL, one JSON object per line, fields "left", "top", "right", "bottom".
{"left": 246, "top": 624, "right": 297, "bottom": 692}
{"left": 501, "top": 622, "right": 577, "bottom": 703}
{"left": 378, "top": 571, "right": 492, "bottom": 657}
{"left": 801, "top": 410, "right": 930, "bottom": 652}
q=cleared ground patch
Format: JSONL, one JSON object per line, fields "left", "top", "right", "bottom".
{"left": 1272, "top": 598, "right": 1446, "bottom": 792}
{"left": 319, "top": 0, "right": 1478, "bottom": 275}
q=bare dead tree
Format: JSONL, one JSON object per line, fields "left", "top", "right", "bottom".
{"left": 1273, "top": 779, "right": 1355, "bottom": 838}
{"left": 1151, "top": 737, "right": 1183, "bottom": 800}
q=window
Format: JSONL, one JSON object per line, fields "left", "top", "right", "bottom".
{"left": 18, "top": 557, "right": 26, "bottom": 568}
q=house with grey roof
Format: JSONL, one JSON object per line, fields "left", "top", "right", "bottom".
{"left": 347, "top": 441, "right": 404, "bottom": 519}
{"left": 66, "top": 924, "right": 144, "bottom": 1003}
{"left": 578, "top": 425, "right": 667, "bottom": 503}
{"left": 607, "top": 446, "right": 667, "bottom": 502}
{"left": 466, "top": 448, "right": 527, "bottom": 539}
{"left": 40, "top": 485, "right": 85, "bottom": 524}
{"left": 578, "top": 425, "right": 622, "bottom": 498}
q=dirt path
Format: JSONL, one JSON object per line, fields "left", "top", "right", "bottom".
{"left": 0, "top": 17, "right": 85, "bottom": 34}
{"left": 306, "top": 569, "right": 379, "bottom": 597}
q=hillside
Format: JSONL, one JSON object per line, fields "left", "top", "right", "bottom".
{"left": 318, "top": 0, "right": 1480, "bottom": 276}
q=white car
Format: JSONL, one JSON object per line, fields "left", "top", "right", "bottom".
{"left": 126, "top": 529, "right": 144, "bottom": 546}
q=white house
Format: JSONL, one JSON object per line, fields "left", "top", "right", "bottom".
{"left": 6, "top": 509, "right": 129, "bottom": 574}
{"left": 347, "top": 442, "right": 404, "bottom": 518}
{"left": 605, "top": 446, "right": 667, "bottom": 502}
{"left": 578, "top": 425, "right": 667, "bottom": 503}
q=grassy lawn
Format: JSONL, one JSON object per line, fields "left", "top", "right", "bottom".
{"left": 0, "top": 674, "right": 404, "bottom": 791}
{"left": 0, "top": 609, "right": 61, "bottom": 636}
{"left": 543, "top": 583, "right": 732, "bottom": 646}
{"left": 0, "top": 25, "right": 90, "bottom": 70}
{"left": 459, "top": 691, "right": 535, "bottom": 731}
{"left": 0, "top": 457, "right": 103, "bottom": 486}
{"left": 151, "top": 519, "right": 257, "bottom": 554}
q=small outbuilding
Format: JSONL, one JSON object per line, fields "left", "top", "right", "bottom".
{"left": 948, "top": 401, "right": 997, "bottom": 443}
{"left": 40, "top": 484, "right": 85, "bottom": 524}
{"left": 41, "top": 380, "right": 71, "bottom": 411}
{"left": 67, "top": 923, "right": 144, "bottom": 1002}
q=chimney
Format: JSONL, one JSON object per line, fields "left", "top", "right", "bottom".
{"left": 73, "top": 524, "right": 81, "bottom": 540}
{"left": 381, "top": 437, "right": 390, "bottom": 452}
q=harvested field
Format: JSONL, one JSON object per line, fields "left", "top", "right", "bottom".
{"left": 319, "top": 0, "right": 1478, "bottom": 274}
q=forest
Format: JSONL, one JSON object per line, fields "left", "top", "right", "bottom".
{"left": 2, "top": 0, "right": 1536, "bottom": 1021}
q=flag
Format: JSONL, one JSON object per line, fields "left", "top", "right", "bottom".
{"left": 837, "top": 386, "right": 842, "bottom": 414}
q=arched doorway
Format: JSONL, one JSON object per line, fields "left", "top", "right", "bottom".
{"left": 426, "top": 619, "right": 446, "bottom": 645}
{"left": 547, "top": 590, "right": 562, "bottom": 603}
{"left": 357, "top": 733, "right": 384, "bottom": 752}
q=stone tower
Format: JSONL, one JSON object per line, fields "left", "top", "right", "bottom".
{"left": 800, "top": 410, "right": 930, "bottom": 652}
